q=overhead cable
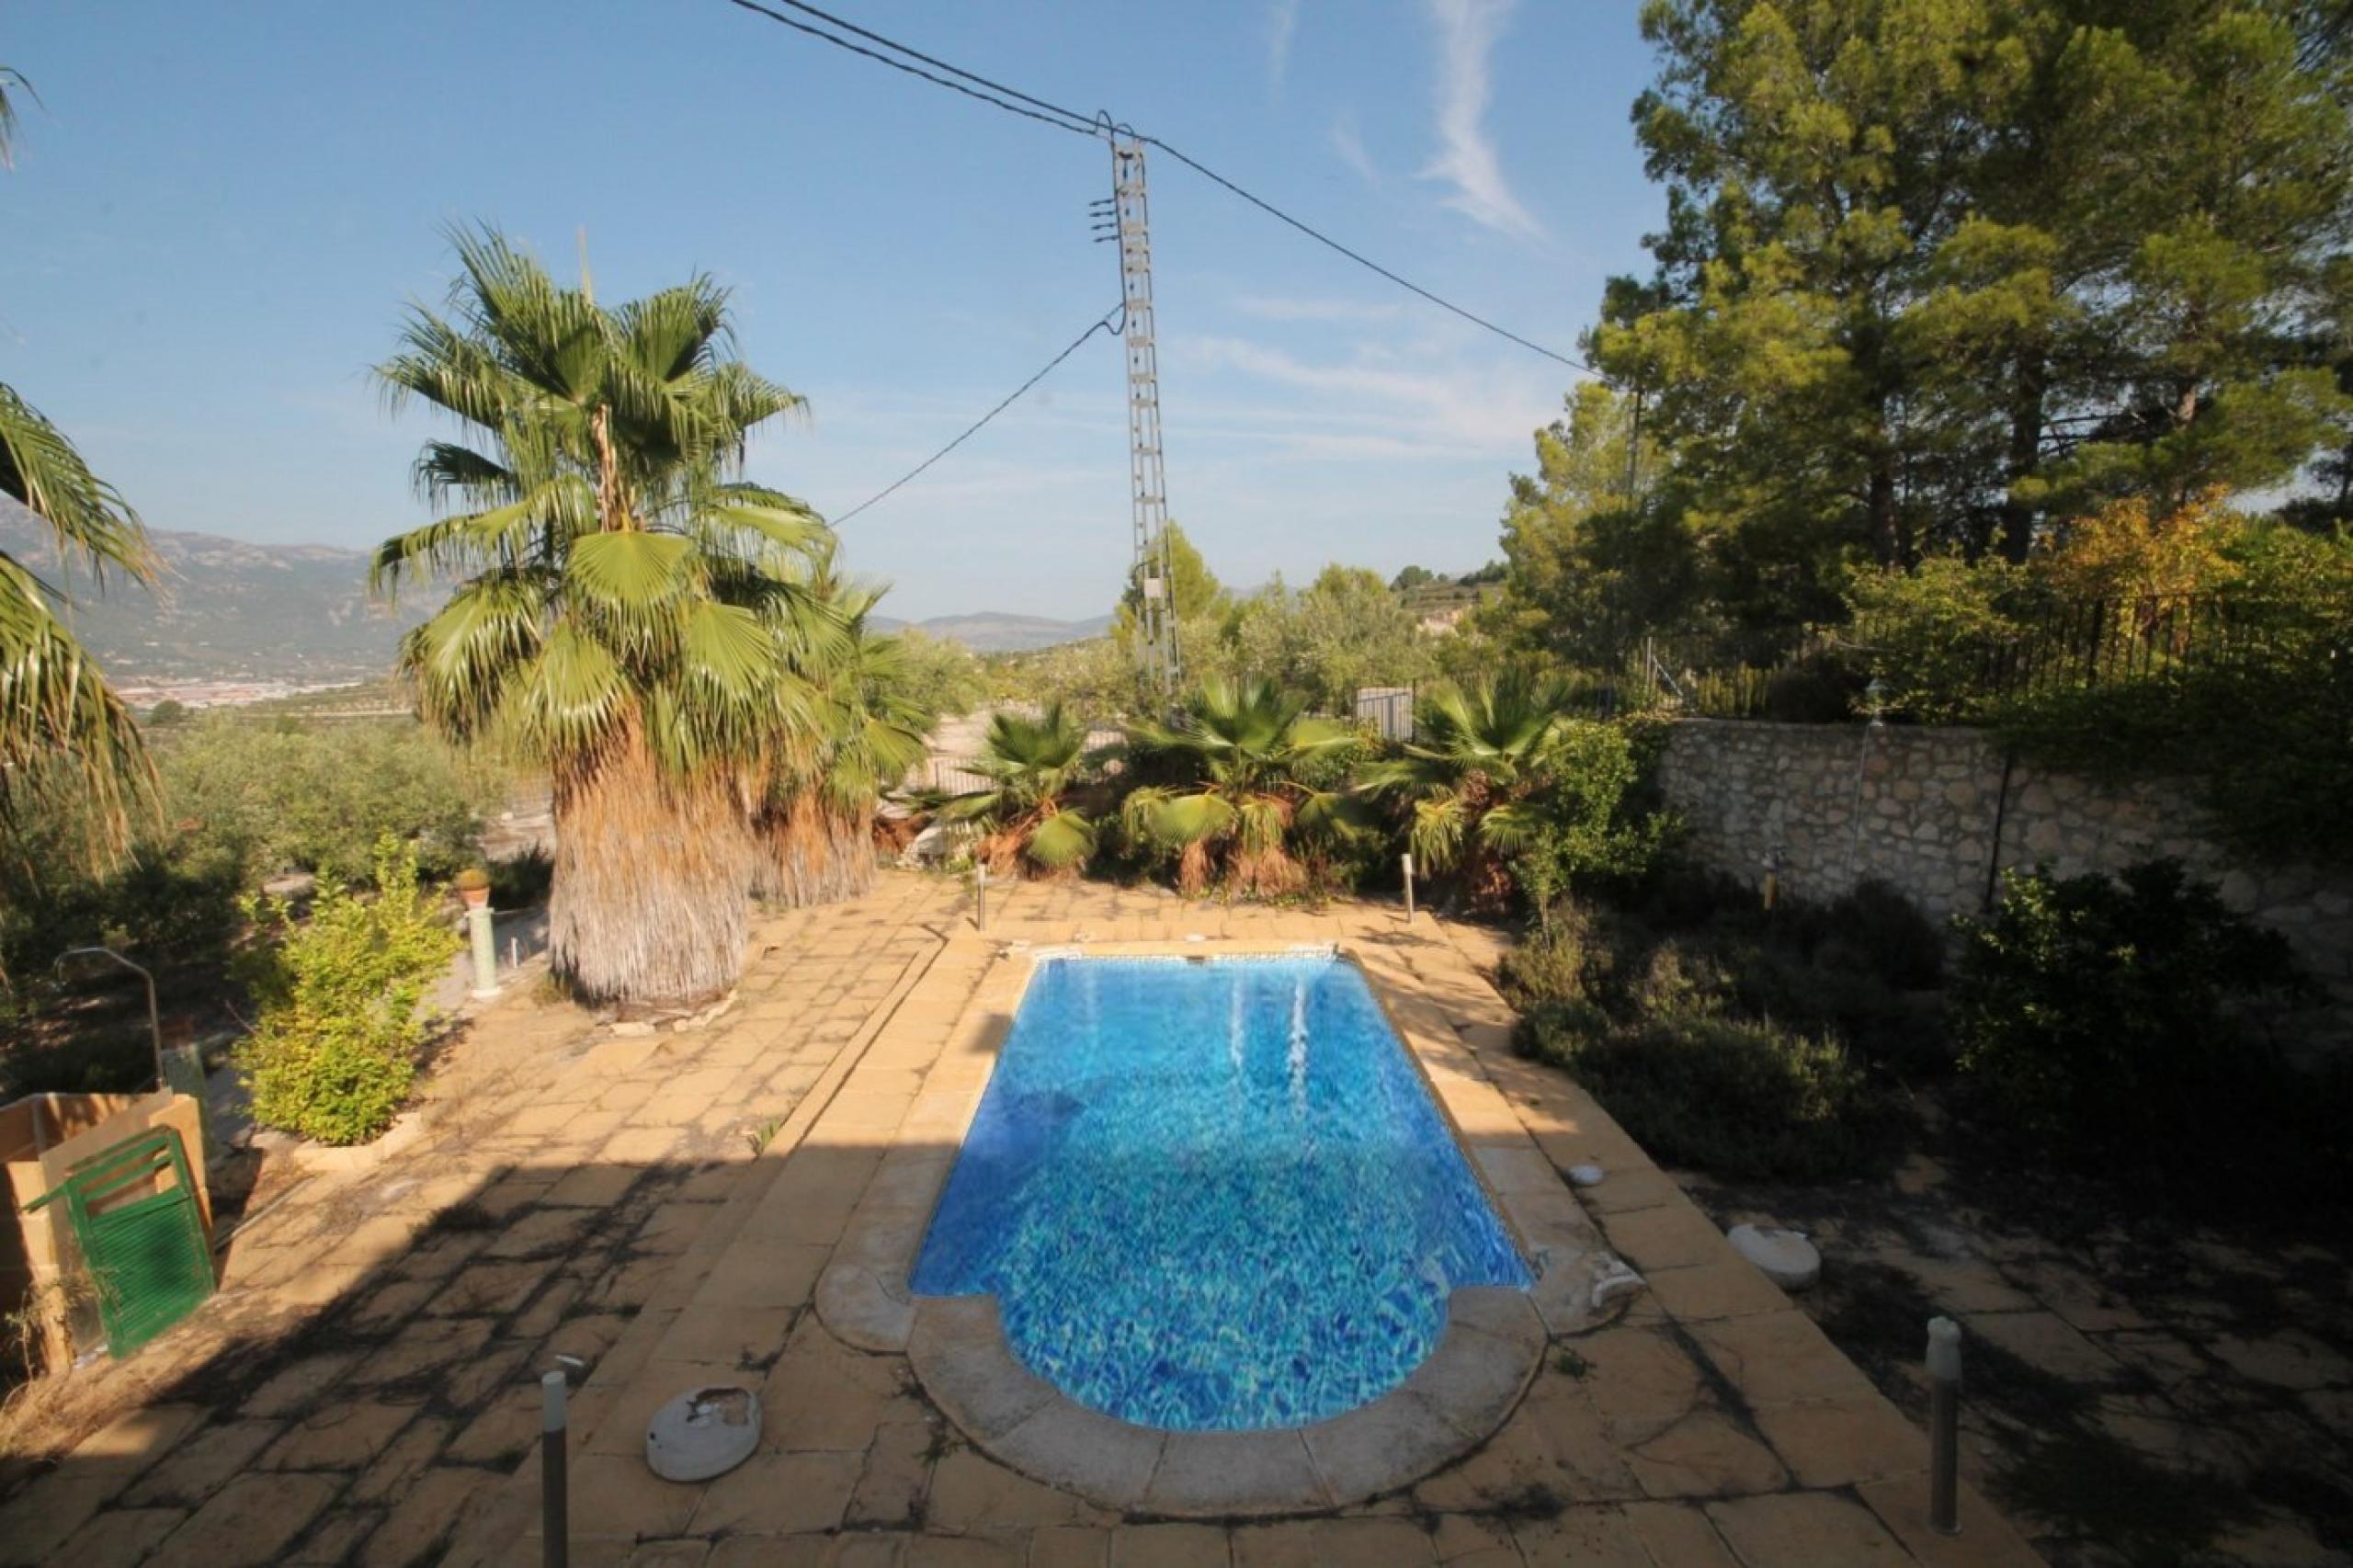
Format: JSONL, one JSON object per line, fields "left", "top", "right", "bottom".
{"left": 830, "top": 306, "right": 1125, "bottom": 524}
{"left": 716, "top": 0, "right": 1604, "bottom": 378}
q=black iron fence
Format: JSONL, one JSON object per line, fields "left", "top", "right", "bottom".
{"left": 1969, "top": 591, "right": 2342, "bottom": 704}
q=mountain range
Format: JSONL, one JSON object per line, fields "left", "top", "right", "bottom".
{"left": 0, "top": 503, "right": 1108, "bottom": 685}
{"left": 870, "top": 610, "right": 1113, "bottom": 653}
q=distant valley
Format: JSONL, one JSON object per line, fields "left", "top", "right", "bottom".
{"left": 0, "top": 504, "right": 1110, "bottom": 695}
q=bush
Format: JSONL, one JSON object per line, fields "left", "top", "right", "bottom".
{"left": 237, "top": 839, "right": 461, "bottom": 1145}
{"left": 1496, "top": 898, "right": 1613, "bottom": 1010}
{"left": 1602, "top": 868, "right": 1948, "bottom": 1064}
{"left": 157, "top": 716, "right": 499, "bottom": 886}
{"left": 1845, "top": 554, "right": 2037, "bottom": 723}
{"left": 1508, "top": 721, "right": 1677, "bottom": 911}
{"left": 1518, "top": 1003, "right": 1899, "bottom": 1181}
{"left": 1951, "top": 860, "right": 2313, "bottom": 1176}
{"left": 891, "top": 629, "right": 987, "bottom": 720}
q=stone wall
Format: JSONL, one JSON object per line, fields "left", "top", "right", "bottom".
{"left": 1654, "top": 720, "right": 2353, "bottom": 1015}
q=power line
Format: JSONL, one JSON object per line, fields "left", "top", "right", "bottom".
{"left": 717, "top": 0, "right": 1098, "bottom": 139}
{"left": 1138, "top": 138, "right": 1597, "bottom": 376}
{"left": 830, "top": 306, "right": 1124, "bottom": 525}
{"left": 724, "top": 0, "right": 1101, "bottom": 133}
{"left": 715, "top": 0, "right": 1604, "bottom": 380}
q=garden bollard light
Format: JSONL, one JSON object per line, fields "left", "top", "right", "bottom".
{"left": 1402, "top": 853, "right": 1415, "bottom": 924}
{"left": 468, "top": 903, "right": 498, "bottom": 999}
{"left": 974, "top": 862, "right": 988, "bottom": 932}
{"left": 542, "top": 1369, "right": 569, "bottom": 1568}
{"left": 1927, "top": 1315, "right": 1962, "bottom": 1536}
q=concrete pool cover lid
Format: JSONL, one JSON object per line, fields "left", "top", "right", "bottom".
{"left": 815, "top": 941, "right": 1649, "bottom": 1517}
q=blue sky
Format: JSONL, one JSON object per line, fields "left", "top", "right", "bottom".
{"left": 3, "top": 0, "right": 1663, "bottom": 620}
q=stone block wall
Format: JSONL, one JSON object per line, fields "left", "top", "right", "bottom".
{"left": 1654, "top": 721, "right": 2353, "bottom": 1017}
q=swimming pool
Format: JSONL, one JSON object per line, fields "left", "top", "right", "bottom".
{"left": 909, "top": 954, "right": 1531, "bottom": 1432}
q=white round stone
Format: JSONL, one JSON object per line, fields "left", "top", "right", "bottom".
{"left": 1726, "top": 1223, "right": 1821, "bottom": 1291}
{"left": 1567, "top": 1165, "right": 1607, "bottom": 1188}
{"left": 645, "top": 1385, "right": 762, "bottom": 1483}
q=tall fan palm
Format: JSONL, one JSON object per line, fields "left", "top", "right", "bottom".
{"left": 1120, "top": 676, "right": 1363, "bottom": 896}
{"left": 0, "top": 62, "right": 154, "bottom": 855}
{"left": 1355, "top": 672, "right": 1578, "bottom": 911}
{"left": 937, "top": 703, "right": 1098, "bottom": 876}
{"left": 373, "top": 227, "right": 829, "bottom": 1005}
{"left": 0, "top": 68, "right": 29, "bottom": 166}
{"left": 755, "top": 554, "right": 936, "bottom": 906}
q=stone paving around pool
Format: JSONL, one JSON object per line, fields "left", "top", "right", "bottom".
{"left": 0, "top": 873, "right": 2043, "bottom": 1565}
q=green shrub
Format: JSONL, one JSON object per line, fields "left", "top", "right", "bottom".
{"left": 1952, "top": 860, "right": 2312, "bottom": 1175}
{"left": 1596, "top": 867, "right": 1948, "bottom": 1070}
{"left": 1519, "top": 1003, "right": 1899, "bottom": 1181}
{"left": 1495, "top": 898, "right": 1612, "bottom": 1010}
{"left": 1507, "top": 722, "right": 1677, "bottom": 911}
{"left": 237, "top": 838, "right": 461, "bottom": 1145}
{"left": 156, "top": 715, "right": 498, "bottom": 886}
{"left": 1845, "top": 555, "right": 2037, "bottom": 723}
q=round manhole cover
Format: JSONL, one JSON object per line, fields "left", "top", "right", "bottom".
{"left": 644, "top": 1384, "right": 762, "bottom": 1482}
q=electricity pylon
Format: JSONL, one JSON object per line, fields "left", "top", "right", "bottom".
{"left": 1094, "top": 134, "right": 1181, "bottom": 699}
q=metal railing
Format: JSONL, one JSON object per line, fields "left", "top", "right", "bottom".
{"left": 1971, "top": 590, "right": 2340, "bottom": 703}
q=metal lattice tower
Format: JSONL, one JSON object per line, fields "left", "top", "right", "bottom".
{"left": 1106, "top": 135, "right": 1181, "bottom": 697}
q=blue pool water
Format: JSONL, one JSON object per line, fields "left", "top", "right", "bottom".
{"left": 910, "top": 955, "right": 1530, "bottom": 1432}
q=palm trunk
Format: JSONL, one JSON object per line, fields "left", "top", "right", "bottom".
{"left": 752, "top": 790, "right": 828, "bottom": 906}
{"left": 753, "top": 791, "right": 879, "bottom": 907}
{"left": 831, "top": 806, "right": 879, "bottom": 899}
{"left": 550, "top": 740, "right": 754, "bottom": 1006}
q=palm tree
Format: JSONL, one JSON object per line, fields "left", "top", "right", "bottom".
{"left": 0, "top": 66, "right": 36, "bottom": 168}
{"left": 1354, "top": 672, "right": 1579, "bottom": 911}
{"left": 935, "top": 703, "right": 1098, "bottom": 876}
{"left": 373, "top": 227, "right": 828, "bottom": 1005}
{"left": 0, "top": 62, "right": 154, "bottom": 856}
{"left": 755, "top": 554, "right": 937, "bottom": 906}
{"left": 1120, "top": 676, "right": 1363, "bottom": 896}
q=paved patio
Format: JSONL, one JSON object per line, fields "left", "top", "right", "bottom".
{"left": 0, "top": 873, "right": 2040, "bottom": 1565}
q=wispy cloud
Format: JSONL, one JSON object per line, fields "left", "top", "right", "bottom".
{"left": 1174, "top": 333, "right": 1554, "bottom": 451}
{"left": 1328, "top": 109, "right": 1378, "bottom": 184}
{"left": 1230, "top": 292, "right": 1402, "bottom": 324}
{"left": 1420, "top": 0, "right": 1541, "bottom": 238}
{"left": 1267, "top": 0, "right": 1301, "bottom": 85}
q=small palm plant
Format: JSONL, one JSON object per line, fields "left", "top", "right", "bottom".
{"left": 1120, "top": 676, "right": 1364, "bottom": 896}
{"left": 756, "top": 559, "right": 938, "bottom": 905}
{"left": 1354, "top": 672, "right": 1579, "bottom": 911}
{"left": 937, "top": 703, "right": 1098, "bottom": 876}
